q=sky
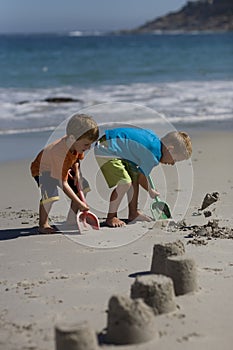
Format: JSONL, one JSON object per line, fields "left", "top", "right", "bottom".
{"left": 0, "top": 0, "right": 188, "bottom": 34}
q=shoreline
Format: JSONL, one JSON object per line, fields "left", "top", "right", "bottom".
{"left": 0, "top": 121, "right": 233, "bottom": 164}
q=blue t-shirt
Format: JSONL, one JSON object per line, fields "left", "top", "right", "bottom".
{"left": 95, "top": 127, "right": 162, "bottom": 176}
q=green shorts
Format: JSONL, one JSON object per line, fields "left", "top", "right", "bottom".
{"left": 96, "top": 157, "right": 139, "bottom": 188}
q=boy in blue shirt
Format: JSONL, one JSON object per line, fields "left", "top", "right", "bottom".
{"left": 95, "top": 127, "right": 192, "bottom": 227}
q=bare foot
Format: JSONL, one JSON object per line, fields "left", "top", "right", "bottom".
{"left": 106, "top": 217, "right": 126, "bottom": 228}
{"left": 128, "top": 212, "right": 152, "bottom": 223}
{"left": 38, "top": 226, "right": 57, "bottom": 234}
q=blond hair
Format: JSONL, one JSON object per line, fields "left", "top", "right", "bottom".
{"left": 161, "top": 131, "right": 192, "bottom": 159}
{"left": 66, "top": 113, "right": 99, "bottom": 141}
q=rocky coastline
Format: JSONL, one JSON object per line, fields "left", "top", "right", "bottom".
{"left": 122, "top": 0, "right": 233, "bottom": 33}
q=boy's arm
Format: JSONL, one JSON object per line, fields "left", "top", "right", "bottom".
{"left": 72, "top": 161, "right": 81, "bottom": 186}
{"left": 61, "top": 179, "right": 89, "bottom": 211}
{"left": 138, "top": 173, "right": 160, "bottom": 198}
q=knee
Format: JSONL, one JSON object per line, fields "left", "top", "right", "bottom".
{"left": 116, "top": 182, "right": 132, "bottom": 193}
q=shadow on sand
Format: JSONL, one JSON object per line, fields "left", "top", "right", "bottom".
{"left": 0, "top": 226, "right": 40, "bottom": 240}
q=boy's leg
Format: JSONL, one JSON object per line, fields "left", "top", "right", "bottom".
{"left": 66, "top": 173, "right": 91, "bottom": 226}
{"left": 107, "top": 182, "right": 131, "bottom": 227}
{"left": 39, "top": 201, "right": 56, "bottom": 234}
{"left": 96, "top": 158, "right": 133, "bottom": 227}
{"left": 36, "top": 173, "right": 59, "bottom": 234}
{"left": 124, "top": 166, "right": 152, "bottom": 223}
{"left": 127, "top": 179, "right": 139, "bottom": 221}
{"left": 66, "top": 201, "right": 80, "bottom": 226}
{"left": 127, "top": 179, "right": 152, "bottom": 222}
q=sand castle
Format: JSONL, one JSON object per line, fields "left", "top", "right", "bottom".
{"left": 150, "top": 240, "right": 185, "bottom": 275}
{"left": 130, "top": 274, "right": 176, "bottom": 315}
{"left": 55, "top": 321, "right": 98, "bottom": 350}
{"left": 54, "top": 239, "right": 199, "bottom": 348}
{"left": 105, "top": 295, "right": 157, "bottom": 345}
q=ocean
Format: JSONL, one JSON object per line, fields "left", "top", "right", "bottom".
{"left": 0, "top": 32, "right": 233, "bottom": 162}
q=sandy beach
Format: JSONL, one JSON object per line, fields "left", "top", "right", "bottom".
{"left": 0, "top": 129, "right": 233, "bottom": 350}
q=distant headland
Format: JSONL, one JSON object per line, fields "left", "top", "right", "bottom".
{"left": 121, "top": 0, "right": 233, "bottom": 33}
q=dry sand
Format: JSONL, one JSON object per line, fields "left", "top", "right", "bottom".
{"left": 0, "top": 130, "right": 233, "bottom": 350}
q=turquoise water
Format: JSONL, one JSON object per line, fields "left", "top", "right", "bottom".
{"left": 1, "top": 33, "right": 232, "bottom": 88}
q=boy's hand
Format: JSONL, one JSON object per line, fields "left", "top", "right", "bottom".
{"left": 149, "top": 188, "right": 160, "bottom": 199}
{"left": 78, "top": 201, "right": 89, "bottom": 211}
